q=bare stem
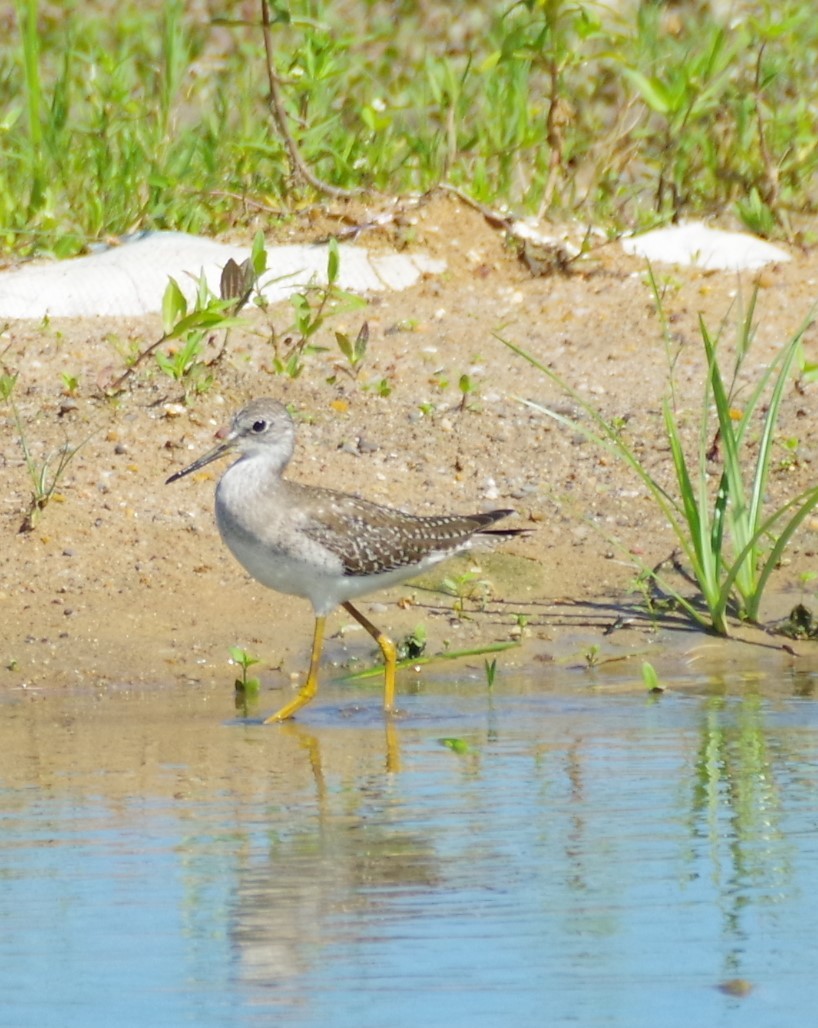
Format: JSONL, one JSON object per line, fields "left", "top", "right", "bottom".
{"left": 259, "top": 0, "right": 360, "bottom": 200}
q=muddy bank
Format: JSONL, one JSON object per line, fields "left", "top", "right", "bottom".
{"left": 3, "top": 195, "right": 818, "bottom": 701}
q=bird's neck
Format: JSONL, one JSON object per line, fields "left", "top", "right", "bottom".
{"left": 218, "top": 452, "right": 287, "bottom": 506}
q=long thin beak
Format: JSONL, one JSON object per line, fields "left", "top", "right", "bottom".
{"left": 165, "top": 435, "right": 235, "bottom": 484}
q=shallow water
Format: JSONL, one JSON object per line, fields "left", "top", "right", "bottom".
{"left": 2, "top": 664, "right": 818, "bottom": 1027}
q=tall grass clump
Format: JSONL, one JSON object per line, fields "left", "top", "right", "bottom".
{"left": 501, "top": 275, "right": 818, "bottom": 635}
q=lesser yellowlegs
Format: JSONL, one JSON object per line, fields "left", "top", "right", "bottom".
{"left": 167, "top": 398, "right": 521, "bottom": 720}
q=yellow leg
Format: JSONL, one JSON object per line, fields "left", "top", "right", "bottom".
{"left": 342, "top": 601, "right": 398, "bottom": 712}
{"left": 264, "top": 615, "right": 325, "bottom": 722}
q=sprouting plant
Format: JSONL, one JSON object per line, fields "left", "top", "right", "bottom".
{"left": 776, "top": 436, "right": 801, "bottom": 472}
{"left": 398, "top": 624, "right": 427, "bottom": 661}
{"left": 269, "top": 237, "right": 367, "bottom": 379}
{"left": 628, "top": 564, "right": 675, "bottom": 619}
{"left": 442, "top": 568, "right": 492, "bottom": 615}
{"left": 794, "top": 339, "right": 818, "bottom": 392}
{"left": 457, "top": 373, "right": 478, "bottom": 412}
{"left": 104, "top": 251, "right": 253, "bottom": 397}
{"left": 152, "top": 275, "right": 212, "bottom": 390}
{"left": 154, "top": 318, "right": 213, "bottom": 391}
{"left": 392, "top": 318, "right": 419, "bottom": 333}
{"left": 334, "top": 320, "right": 369, "bottom": 378}
{"left": 641, "top": 660, "right": 664, "bottom": 693}
{"left": 501, "top": 275, "right": 818, "bottom": 635}
{"left": 484, "top": 657, "right": 497, "bottom": 689}
{"left": 60, "top": 372, "right": 79, "bottom": 396}
{"left": 439, "top": 737, "right": 472, "bottom": 755}
{"left": 1, "top": 368, "right": 92, "bottom": 532}
{"left": 230, "top": 645, "right": 261, "bottom": 694}
{"left": 0, "top": 370, "right": 16, "bottom": 402}
{"left": 364, "top": 377, "right": 392, "bottom": 398}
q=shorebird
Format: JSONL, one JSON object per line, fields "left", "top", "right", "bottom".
{"left": 167, "top": 398, "right": 521, "bottom": 720}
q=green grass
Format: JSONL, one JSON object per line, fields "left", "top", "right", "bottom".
{"left": 3, "top": 0, "right": 818, "bottom": 258}
{"left": 500, "top": 277, "right": 818, "bottom": 635}
{"left": 0, "top": 367, "right": 92, "bottom": 531}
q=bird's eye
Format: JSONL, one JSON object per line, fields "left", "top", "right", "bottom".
{"left": 251, "top": 419, "right": 267, "bottom": 433}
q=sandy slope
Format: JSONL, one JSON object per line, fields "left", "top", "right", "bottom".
{"left": 3, "top": 194, "right": 817, "bottom": 699}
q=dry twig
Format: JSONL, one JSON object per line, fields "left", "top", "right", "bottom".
{"left": 260, "top": 0, "right": 360, "bottom": 200}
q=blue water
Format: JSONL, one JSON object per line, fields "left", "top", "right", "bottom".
{"left": 1, "top": 684, "right": 817, "bottom": 1027}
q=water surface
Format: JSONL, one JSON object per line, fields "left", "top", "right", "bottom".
{"left": 2, "top": 665, "right": 818, "bottom": 1027}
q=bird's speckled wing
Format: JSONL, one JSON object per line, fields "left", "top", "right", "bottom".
{"left": 299, "top": 493, "right": 511, "bottom": 577}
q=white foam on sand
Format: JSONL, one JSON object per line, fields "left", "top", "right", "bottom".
{"left": 621, "top": 221, "right": 790, "bottom": 271}
{"left": 0, "top": 232, "right": 447, "bottom": 319}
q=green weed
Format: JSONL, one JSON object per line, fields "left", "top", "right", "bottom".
{"left": 364, "top": 377, "right": 392, "bottom": 398}
{"left": 441, "top": 568, "right": 492, "bottom": 616}
{"left": 230, "top": 645, "right": 261, "bottom": 689}
{"left": 584, "top": 644, "right": 601, "bottom": 668}
{"left": 59, "top": 372, "right": 80, "bottom": 396}
{"left": 457, "top": 373, "right": 479, "bottom": 412}
{"left": 1, "top": 369, "right": 91, "bottom": 532}
{"left": 641, "top": 660, "right": 664, "bottom": 693}
{"left": 269, "top": 237, "right": 367, "bottom": 379}
{"left": 439, "top": 737, "right": 472, "bottom": 755}
{"left": 230, "top": 645, "right": 262, "bottom": 715}
{"left": 501, "top": 277, "right": 818, "bottom": 634}
{"left": 397, "top": 624, "right": 427, "bottom": 662}
{"left": 106, "top": 244, "right": 257, "bottom": 396}
{"left": 333, "top": 321, "right": 369, "bottom": 379}
{"left": 340, "top": 641, "right": 517, "bottom": 682}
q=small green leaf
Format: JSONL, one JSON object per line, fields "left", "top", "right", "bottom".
{"left": 327, "top": 236, "right": 340, "bottom": 285}
{"left": 641, "top": 660, "right": 664, "bottom": 693}
{"left": 229, "top": 645, "right": 260, "bottom": 670}
{"left": 621, "top": 68, "right": 672, "bottom": 114}
{"left": 195, "top": 269, "right": 210, "bottom": 308}
{"left": 439, "top": 737, "right": 471, "bottom": 754}
{"left": 162, "top": 278, "right": 187, "bottom": 334}
{"left": 478, "top": 50, "right": 501, "bottom": 73}
{"left": 251, "top": 230, "right": 268, "bottom": 276}
{"left": 335, "top": 330, "right": 352, "bottom": 360}
{"left": 0, "top": 105, "right": 22, "bottom": 131}
{"left": 0, "top": 371, "right": 18, "bottom": 401}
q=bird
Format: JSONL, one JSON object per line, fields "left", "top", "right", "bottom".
{"left": 166, "top": 397, "right": 522, "bottom": 721}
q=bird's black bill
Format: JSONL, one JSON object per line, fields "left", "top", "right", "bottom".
{"left": 165, "top": 465, "right": 195, "bottom": 484}
{"left": 165, "top": 439, "right": 233, "bottom": 484}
